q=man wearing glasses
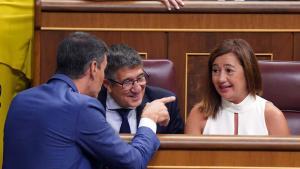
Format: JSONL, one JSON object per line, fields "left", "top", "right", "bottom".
{"left": 98, "top": 44, "right": 184, "bottom": 134}
{"left": 4, "top": 32, "right": 176, "bottom": 169}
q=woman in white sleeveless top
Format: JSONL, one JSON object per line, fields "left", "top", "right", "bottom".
{"left": 185, "top": 39, "right": 290, "bottom": 136}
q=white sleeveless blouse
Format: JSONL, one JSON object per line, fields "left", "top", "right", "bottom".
{"left": 203, "top": 95, "right": 268, "bottom": 135}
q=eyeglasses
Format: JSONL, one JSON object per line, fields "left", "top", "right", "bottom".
{"left": 108, "top": 72, "right": 149, "bottom": 90}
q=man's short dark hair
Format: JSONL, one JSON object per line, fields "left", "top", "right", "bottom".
{"left": 56, "top": 32, "right": 108, "bottom": 79}
{"left": 105, "top": 44, "right": 142, "bottom": 79}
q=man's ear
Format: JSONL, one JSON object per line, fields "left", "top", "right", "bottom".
{"left": 89, "top": 60, "right": 98, "bottom": 80}
{"left": 103, "top": 79, "right": 112, "bottom": 92}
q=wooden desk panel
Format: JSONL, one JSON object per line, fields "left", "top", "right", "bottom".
{"left": 150, "top": 150, "right": 300, "bottom": 168}
{"left": 41, "top": 12, "right": 300, "bottom": 31}
{"left": 121, "top": 135, "right": 300, "bottom": 169}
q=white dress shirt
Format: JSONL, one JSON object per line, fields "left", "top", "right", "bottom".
{"left": 203, "top": 94, "right": 268, "bottom": 135}
{"left": 105, "top": 92, "right": 156, "bottom": 134}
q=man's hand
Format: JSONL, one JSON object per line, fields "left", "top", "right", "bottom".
{"left": 160, "top": 0, "right": 184, "bottom": 10}
{"left": 141, "top": 96, "right": 176, "bottom": 126}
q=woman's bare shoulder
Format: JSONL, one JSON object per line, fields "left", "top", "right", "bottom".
{"left": 185, "top": 104, "right": 207, "bottom": 135}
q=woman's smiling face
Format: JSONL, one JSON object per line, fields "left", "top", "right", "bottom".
{"left": 212, "top": 52, "right": 249, "bottom": 104}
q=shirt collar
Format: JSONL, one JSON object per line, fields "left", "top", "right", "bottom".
{"left": 221, "top": 94, "right": 256, "bottom": 113}
{"left": 106, "top": 91, "right": 135, "bottom": 110}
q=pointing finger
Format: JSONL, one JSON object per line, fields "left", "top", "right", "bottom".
{"left": 156, "top": 96, "right": 176, "bottom": 104}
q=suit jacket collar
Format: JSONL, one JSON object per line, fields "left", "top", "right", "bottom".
{"left": 98, "top": 86, "right": 108, "bottom": 110}
{"left": 48, "top": 74, "right": 78, "bottom": 93}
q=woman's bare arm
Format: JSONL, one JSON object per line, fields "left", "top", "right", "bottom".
{"left": 265, "top": 102, "right": 290, "bottom": 136}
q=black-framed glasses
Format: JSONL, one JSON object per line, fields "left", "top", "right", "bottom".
{"left": 108, "top": 71, "right": 149, "bottom": 90}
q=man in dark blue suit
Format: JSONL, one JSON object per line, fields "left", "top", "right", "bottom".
{"left": 98, "top": 44, "right": 184, "bottom": 134}
{"left": 3, "top": 32, "right": 175, "bottom": 169}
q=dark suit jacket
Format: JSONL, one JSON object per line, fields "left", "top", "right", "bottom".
{"left": 98, "top": 86, "right": 184, "bottom": 134}
{"left": 3, "top": 74, "right": 159, "bottom": 169}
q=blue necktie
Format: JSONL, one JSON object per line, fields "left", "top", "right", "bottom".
{"left": 117, "top": 108, "right": 131, "bottom": 133}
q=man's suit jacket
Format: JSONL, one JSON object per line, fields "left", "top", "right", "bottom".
{"left": 98, "top": 86, "right": 184, "bottom": 134}
{"left": 3, "top": 74, "right": 160, "bottom": 169}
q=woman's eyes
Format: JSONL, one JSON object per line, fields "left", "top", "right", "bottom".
{"left": 225, "top": 68, "right": 235, "bottom": 74}
{"left": 212, "top": 68, "right": 235, "bottom": 74}
{"left": 212, "top": 69, "right": 219, "bottom": 73}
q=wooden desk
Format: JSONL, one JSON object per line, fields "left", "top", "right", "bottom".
{"left": 122, "top": 135, "right": 300, "bottom": 169}
{"left": 35, "top": 0, "right": 300, "bottom": 120}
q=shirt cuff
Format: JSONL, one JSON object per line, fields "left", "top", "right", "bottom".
{"left": 138, "top": 118, "right": 157, "bottom": 133}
